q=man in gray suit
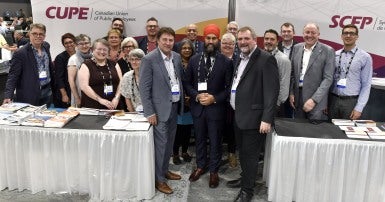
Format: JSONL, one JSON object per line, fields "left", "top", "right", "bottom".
{"left": 289, "top": 23, "right": 335, "bottom": 121}
{"left": 139, "top": 27, "right": 184, "bottom": 194}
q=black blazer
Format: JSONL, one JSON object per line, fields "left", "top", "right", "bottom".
{"left": 234, "top": 48, "right": 279, "bottom": 130}
{"left": 4, "top": 42, "right": 54, "bottom": 105}
{"left": 183, "top": 52, "right": 233, "bottom": 120}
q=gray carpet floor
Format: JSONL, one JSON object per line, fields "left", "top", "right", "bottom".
{"left": 0, "top": 150, "right": 269, "bottom": 202}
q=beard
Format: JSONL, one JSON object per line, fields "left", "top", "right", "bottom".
{"left": 204, "top": 43, "right": 218, "bottom": 56}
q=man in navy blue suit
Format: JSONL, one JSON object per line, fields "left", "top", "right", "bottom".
{"left": 183, "top": 24, "right": 233, "bottom": 188}
{"left": 3, "top": 23, "right": 54, "bottom": 106}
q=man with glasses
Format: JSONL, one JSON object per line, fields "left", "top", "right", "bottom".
{"left": 111, "top": 18, "right": 126, "bottom": 38}
{"left": 138, "top": 17, "right": 159, "bottom": 54}
{"left": 226, "top": 21, "right": 239, "bottom": 58}
{"left": 289, "top": 23, "right": 335, "bottom": 121}
{"left": 329, "top": 24, "right": 372, "bottom": 120}
{"left": 3, "top": 23, "right": 54, "bottom": 106}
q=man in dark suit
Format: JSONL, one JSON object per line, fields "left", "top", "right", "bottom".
{"left": 3, "top": 23, "right": 54, "bottom": 106}
{"left": 278, "top": 22, "right": 297, "bottom": 59}
{"left": 289, "top": 23, "right": 335, "bottom": 121}
{"left": 139, "top": 27, "right": 184, "bottom": 194}
{"left": 231, "top": 26, "right": 279, "bottom": 202}
{"left": 183, "top": 24, "right": 233, "bottom": 188}
{"left": 278, "top": 22, "right": 297, "bottom": 118}
{"left": 137, "top": 17, "right": 159, "bottom": 54}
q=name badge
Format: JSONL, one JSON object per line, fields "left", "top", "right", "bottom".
{"left": 39, "top": 71, "right": 47, "bottom": 81}
{"left": 231, "top": 90, "right": 236, "bottom": 94}
{"left": 104, "top": 84, "right": 113, "bottom": 95}
{"left": 198, "top": 82, "right": 207, "bottom": 91}
{"left": 337, "top": 78, "right": 347, "bottom": 88}
{"left": 171, "top": 84, "right": 180, "bottom": 95}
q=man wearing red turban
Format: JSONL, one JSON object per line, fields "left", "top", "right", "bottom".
{"left": 183, "top": 24, "right": 233, "bottom": 188}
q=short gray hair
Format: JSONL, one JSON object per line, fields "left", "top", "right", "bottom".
{"left": 221, "top": 33, "right": 235, "bottom": 43}
{"left": 128, "top": 48, "right": 145, "bottom": 59}
{"left": 121, "top": 37, "right": 138, "bottom": 49}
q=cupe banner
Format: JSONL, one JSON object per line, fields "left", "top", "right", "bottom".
{"left": 32, "top": 0, "right": 385, "bottom": 77}
{"left": 30, "top": 0, "right": 229, "bottom": 57}
{"left": 236, "top": 0, "right": 385, "bottom": 77}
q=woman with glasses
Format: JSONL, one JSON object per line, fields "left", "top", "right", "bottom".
{"left": 120, "top": 48, "right": 145, "bottom": 112}
{"left": 53, "top": 33, "right": 76, "bottom": 108}
{"left": 117, "top": 37, "right": 138, "bottom": 75}
{"left": 67, "top": 34, "right": 92, "bottom": 107}
{"left": 78, "top": 38, "right": 123, "bottom": 109}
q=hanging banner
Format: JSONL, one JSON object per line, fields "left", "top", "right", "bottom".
{"left": 236, "top": 0, "right": 385, "bottom": 77}
{"left": 31, "top": 0, "right": 229, "bottom": 57}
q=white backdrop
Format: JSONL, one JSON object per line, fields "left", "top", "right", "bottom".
{"left": 31, "top": 0, "right": 229, "bottom": 57}
{"left": 236, "top": 0, "right": 385, "bottom": 76}
{"left": 31, "top": 0, "right": 385, "bottom": 76}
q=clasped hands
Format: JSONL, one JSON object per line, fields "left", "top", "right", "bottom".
{"left": 196, "top": 93, "right": 216, "bottom": 106}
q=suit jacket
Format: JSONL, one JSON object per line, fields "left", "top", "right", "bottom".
{"left": 278, "top": 40, "right": 297, "bottom": 59}
{"left": 138, "top": 36, "right": 157, "bottom": 54}
{"left": 4, "top": 42, "right": 54, "bottom": 105}
{"left": 183, "top": 52, "right": 233, "bottom": 120}
{"left": 290, "top": 42, "right": 335, "bottom": 120}
{"left": 139, "top": 48, "right": 184, "bottom": 122}
{"left": 234, "top": 48, "right": 279, "bottom": 130}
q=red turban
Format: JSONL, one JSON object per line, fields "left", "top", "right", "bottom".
{"left": 203, "top": 24, "right": 220, "bottom": 38}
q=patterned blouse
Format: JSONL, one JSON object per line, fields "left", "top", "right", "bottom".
{"left": 120, "top": 70, "right": 142, "bottom": 110}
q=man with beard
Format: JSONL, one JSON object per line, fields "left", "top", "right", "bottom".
{"left": 138, "top": 17, "right": 159, "bottom": 54}
{"left": 183, "top": 24, "right": 233, "bottom": 188}
{"left": 231, "top": 26, "right": 279, "bottom": 202}
{"left": 264, "top": 29, "right": 291, "bottom": 114}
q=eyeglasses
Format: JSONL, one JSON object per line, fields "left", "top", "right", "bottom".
{"left": 64, "top": 41, "right": 74, "bottom": 45}
{"left": 228, "top": 28, "right": 237, "bottom": 31}
{"left": 95, "top": 48, "right": 108, "bottom": 52}
{"left": 221, "top": 42, "right": 234, "bottom": 46}
{"left": 147, "top": 25, "right": 158, "bottom": 29}
{"left": 122, "top": 45, "right": 134, "bottom": 49}
{"left": 129, "top": 58, "right": 141, "bottom": 62}
{"left": 187, "top": 29, "right": 197, "bottom": 33}
{"left": 342, "top": 32, "right": 357, "bottom": 36}
{"left": 30, "top": 32, "right": 45, "bottom": 37}
{"left": 78, "top": 42, "right": 90, "bottom": 46}
{"left": 113, "top": 23, "right": 124, "bottom": 28}
{"left": 182, "top": 47, "right": 192, "bottom": 50}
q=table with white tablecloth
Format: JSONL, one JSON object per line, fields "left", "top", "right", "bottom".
{"left": 0, "top": 115, "right": 155, "bottom": 201}
{"left": 266, "top": 119, "right": 385, "bottom": 202}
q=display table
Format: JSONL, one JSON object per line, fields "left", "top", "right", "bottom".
{"left": 267, "top": 119, "right": 385, "bottom": 202}
{"left": 0, "top": 115, "right": 155, "bottom": 201}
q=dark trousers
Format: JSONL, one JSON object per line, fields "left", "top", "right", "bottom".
{"left": 173, "top": 124, "right": 192, "bottom": 155}
{"left": 193, "top": 109, "right": 224, "bottom": 173}
{"left": 234, "top": 122, "right": 266, "bottom": 196}
{"left": 224, "top": 104, "right": 236, "bottom": 153}
{"left": 328, "top": 93, "right": 358, "bottom": 119}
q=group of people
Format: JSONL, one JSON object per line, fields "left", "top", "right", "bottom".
{"left": 1, "top": 16, "right": 373, "bottom": 202}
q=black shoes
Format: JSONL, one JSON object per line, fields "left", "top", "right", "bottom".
{"left": 233, "top": 190, "right": 253, "bottom": 202}
{"left": 226, "top": 178, "right": 241, "bottom": 188}
{"left": 181, "top": 153, "right": 192, "bottom": 162}
{"left": 173, "top": 155, "right": 182, "bottom": 165}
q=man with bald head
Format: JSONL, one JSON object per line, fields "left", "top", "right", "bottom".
{"left": 289, "top": 23, "right": 335, "bottom": 121}
{"left": 174, "top": 23, "right": 204, "bottom": 54}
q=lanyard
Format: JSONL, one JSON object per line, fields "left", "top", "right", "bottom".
{"left": 93, "top": 58, "right": 113, "bottom": 86}
{"left": 197, "top": 53, "right": 216, "bottom": 82}
{"left": 337, "top": 48, "right": 357, "bottom": 79}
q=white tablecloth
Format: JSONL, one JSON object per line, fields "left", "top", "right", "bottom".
{"left": 0, "top": 125, "right": 155, "bottom": 201}
{"left": 267, "top": 132, "right": 385, "bottom": 202}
